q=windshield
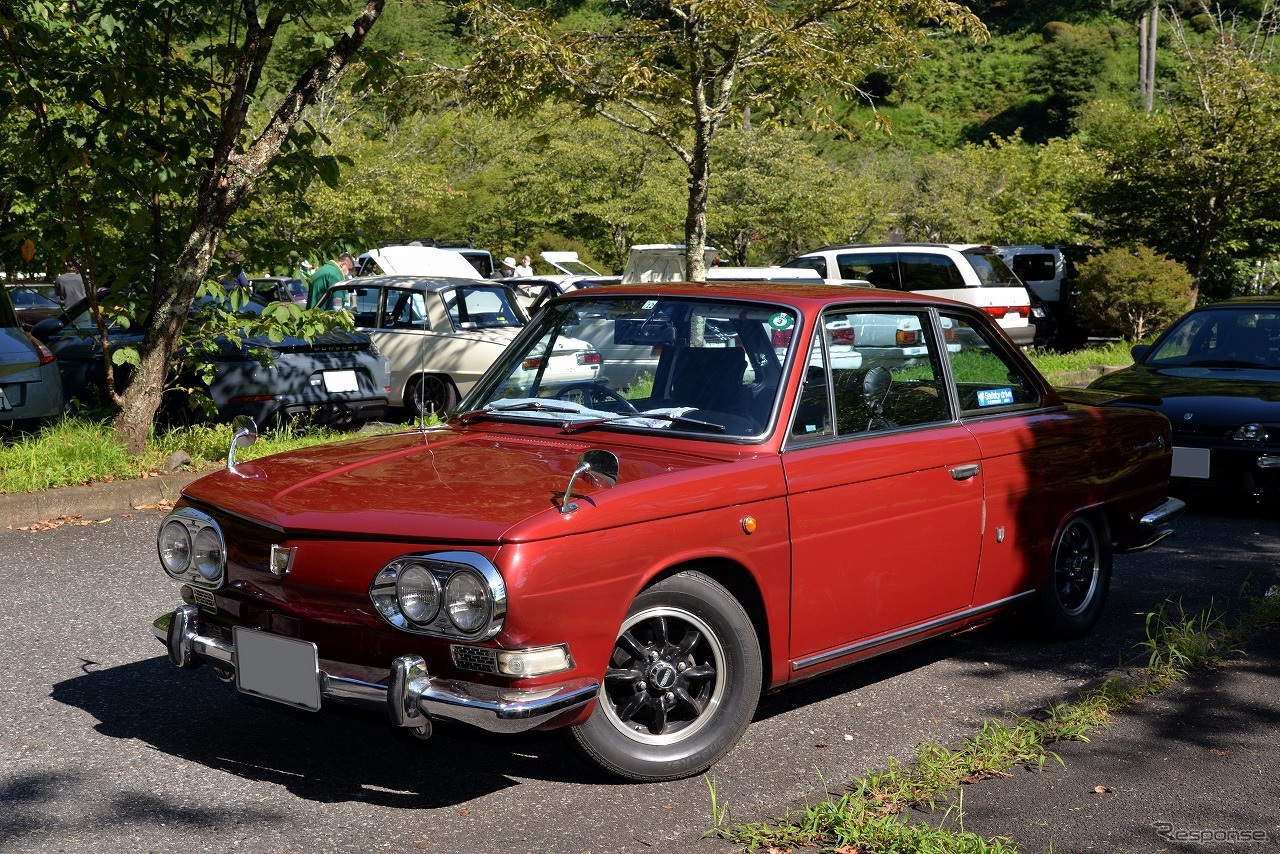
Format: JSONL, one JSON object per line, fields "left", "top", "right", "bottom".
{"left": 463, "top": 295, "right": 799, "bottom": 438}
{"left": 440, "top": 285, "right": 524, "bottom": 331}
{"left": 1147, "top": 307, "right": 1280, "bottom": 369}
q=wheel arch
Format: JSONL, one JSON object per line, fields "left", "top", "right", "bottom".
{"left": 641, "top": 556, "right": 772, "bottom": 696}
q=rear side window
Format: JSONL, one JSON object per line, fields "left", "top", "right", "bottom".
{"left": 0, "top": 287, "right": 18, "bottom": 328}
{"left": 1010, "top": 253, "right": 1057, "bottom": 283}
{"left": 837, "top": 253, "right": 897, "bottom": 288}
{"left": 963, "top": 251, "right": 1020, "bottom": 287}
{"left": 784, "top": 256, "right": 828, "bottom": 278}
{"left": 899, "top": 253, "right": 965, "bottom": 290}
{"left": 942, "top": 313, "right": 1040, "bottom": 414}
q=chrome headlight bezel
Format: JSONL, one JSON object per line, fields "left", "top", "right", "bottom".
{"left": 1233, "top": 423, "right": 1270, "bottom": 442}
{"left": 369, "top": 551, "right": 507, "bottom": 640}
{"left": 156, "top": 507, "right": 226, "bottom": 589}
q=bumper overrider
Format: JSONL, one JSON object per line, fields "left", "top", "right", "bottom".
{"left": 152, "top": 604, "right": 599, "bottom": 736}
{"left": 1121, "top": 497, "right": 1187, "bottom": 553}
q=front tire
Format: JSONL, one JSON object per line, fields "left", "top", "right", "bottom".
{"left": 1036, "top": 514, "right": 1112, "bottom": 640}
{"left": 570, "top": 571, "right": 762, "bottom": 781}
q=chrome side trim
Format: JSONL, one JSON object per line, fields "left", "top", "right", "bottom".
{"left": 152, "top": 608, "right": 597, "bottom": 734}
{"left": 792, "top": 591, "right": 1035, "bottom": 672}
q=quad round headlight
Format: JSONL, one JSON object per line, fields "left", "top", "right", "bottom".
{"left": 158, "top": 520, "right": 192, "bottom": 573}
{"left": 369, "top": 552, "right": 505, "bottom": 638}
{"left": 192, "top": 526, "right": 224, "bottom": 581}
{"left": 397, "top": 562, "right": 441, "bottom": 625}
{"left": 156, "top": 509, "right": 226, "bottom": 588}
{"left": 445, "top": 571, "right": 489, "bottom": 633}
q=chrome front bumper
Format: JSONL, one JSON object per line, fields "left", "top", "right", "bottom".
{"left": 152, "top": 605, "right": 598, "bottom": 734}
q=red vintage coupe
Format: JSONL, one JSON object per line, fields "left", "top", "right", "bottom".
{"left": 152, "top": 282, "right": 1183, "bottom": 781}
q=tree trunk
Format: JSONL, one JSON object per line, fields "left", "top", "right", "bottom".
{"left": 107, "top": 0, "right": 386, "bottom": 453}
{"left": 1145, "top": 4, "right": 1159, "bottom": 113}
{"left": 1138, "top": 11, "right": 1150, "bottom": 106}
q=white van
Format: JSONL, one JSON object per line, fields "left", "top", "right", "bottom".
{"left": 783, "top": 243, "right": 1035, "bottom": 346}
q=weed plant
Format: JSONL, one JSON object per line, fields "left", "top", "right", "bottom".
{"left": 717, "top": 590, "right": 1278, "bottom": 852}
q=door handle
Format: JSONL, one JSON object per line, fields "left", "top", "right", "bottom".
{"left": 950, "top": 463, "right": 981, "bottom": 481}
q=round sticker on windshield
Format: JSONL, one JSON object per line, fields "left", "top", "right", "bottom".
{"left": 768, "top": 313, "right": 794, "bottom": 330}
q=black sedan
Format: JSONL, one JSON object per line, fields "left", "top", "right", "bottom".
{"left": 1088, "top": 296, "right": 1280, "bottom": 498}
{"left": 33, "top": 293, "right": 390, "bottom": 427}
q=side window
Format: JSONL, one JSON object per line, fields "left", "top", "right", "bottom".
{"left": 943, "top": 313, "right": 1041, "bottom": 414}
{"left": 837, "top": 253, "right": 897, "bottom": 289}
{"left": 349, "top": 287, "right": 380, "bottom": 328}
{"left": 1011, "top": 253, "right": 1056, "bottom": 283}
{"left": 899, "top": 253, "right": 966, "bottom": 290}
{"left": 789, "top": 310, "right": 950, "bottom": 441}
{"left": 791, "top": 335, "right": 832, "bottom": 439}
{"left": 386, "top": 288, "right": 427, "bottom": 329}
{"left": 785, "top": 256, "right": 828, "bottom": 278}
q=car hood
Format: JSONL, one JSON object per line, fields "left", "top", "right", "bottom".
{"left": 182, "top": 427, "right": 781, "bottom": 543}
{"left": 0, "top": 326, "right": 39, "bottom": 381}
{"left": 1089, "top": 364, "right": 1280, "bottom": 425}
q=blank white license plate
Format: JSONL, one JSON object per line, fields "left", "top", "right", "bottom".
{"left": 322, "top": 370, "right": 358, "bottom": 393}
{"left": 233, "top": 627, "right": 321, "bottom": 711}
{"left": 1171, "top": 446, "right": 1211, "bottom": 479}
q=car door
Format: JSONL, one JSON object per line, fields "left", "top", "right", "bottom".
{"left": 783, "top": 308, "right": 984, "bottom": 668}
{"left": 939, "top": 310, "right": 1061, "bottom": 605}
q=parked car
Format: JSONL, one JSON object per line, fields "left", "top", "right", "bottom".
{"left": 34, "top": 293, "right": 389, "bottom": 426}
{"left": 149, "top": 282, "right": 1183, "bottom": 783}
{"left": 1087, "top": 296, "right": 1280, "bottom": 499}
{"left": 5, "top": 283, "right": 63, "bottom": 329}
{"left": 782, "top": 244, "right": 1037, "bottom": 347}
{"left": 248, "top": 276, "right": 308, "bottom": 306}
{"left": 0, "top": 285, "right": 64, "bottom": 426}
{"left": 329, "top": 275, "right": 600, "bottom": 416}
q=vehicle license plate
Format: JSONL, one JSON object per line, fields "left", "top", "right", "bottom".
{"left": 322, "top": 370, "right": 359, "bottom": 393}
{"left": 1171, "top": 446, "right": 1211, "bottom": 479}
{"left": 233, "top": 627, "right": 321, "bottom": 711}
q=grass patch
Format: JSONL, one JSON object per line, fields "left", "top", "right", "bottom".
{"left": 0, "top": 416, "right": 415, "bottom": 494}
{"left": 1025, "top": 340, "right": 1137, "bottom": 375}
{"left": 713, "top": 587, "right": 1280, "bottom": 852}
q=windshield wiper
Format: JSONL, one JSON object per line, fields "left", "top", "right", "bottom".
{"left": 561, "top": 412, "right": 726, "bottom": 434}
{"left": 457, "top": 401, "right": 585, "bottom": 424}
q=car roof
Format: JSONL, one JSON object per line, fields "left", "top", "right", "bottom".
{"left": 800, "top": 243, "right": 997, "bottom": 254}
{"left": 553, "top": 280, "right": 973, "bottom": 312}
{"left": 346, "top": 275, "right": 516, "bottom": 294}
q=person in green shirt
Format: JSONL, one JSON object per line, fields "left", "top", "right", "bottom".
{"left": 307, "top": 253, "right": 356, "bottom": 308}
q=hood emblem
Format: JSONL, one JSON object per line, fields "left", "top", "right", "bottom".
{"left": 1183, "top": 412, "right": 1193, "bottom": 420}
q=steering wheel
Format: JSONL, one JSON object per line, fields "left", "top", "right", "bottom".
{"left": 553, "top": 382, "right": 640, "bottom": 414}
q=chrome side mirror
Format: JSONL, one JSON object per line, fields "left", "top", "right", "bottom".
{"left": 227, "top": 415, "right": 259, "bottom": 472}
{"left": 560, "top": 449, "right": 620, "bottom": 514}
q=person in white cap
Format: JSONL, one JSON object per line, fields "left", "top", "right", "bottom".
{"left": 497, "top": 256, "right": 517, "bottom": 278}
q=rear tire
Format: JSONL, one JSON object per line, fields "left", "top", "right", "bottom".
{"left": 406, "top": 374, "right": 456, "bottom": 418}
{"left": 570, "top": 571, "right": 761, "bottom": 781}
{"left": 1035, "top": 514, "right": 1111, "bottom": 640}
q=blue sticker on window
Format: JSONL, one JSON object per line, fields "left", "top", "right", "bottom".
{"left": 977, "top": 387, "right": 1015, "bottom": 407}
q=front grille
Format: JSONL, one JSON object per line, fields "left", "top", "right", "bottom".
{"left": 452, "top": 645, "right": 499, "bottom": 674}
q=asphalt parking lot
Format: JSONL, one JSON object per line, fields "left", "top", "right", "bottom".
{"left": 1, "top": 496, "right": 1276, "bottom": 853}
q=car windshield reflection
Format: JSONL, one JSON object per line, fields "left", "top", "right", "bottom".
{"left": 1148, "top": 307, "right": 1280, "bottom": 370}
{"left": 463, "top": 296, "right": 798, "bottom": 438}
